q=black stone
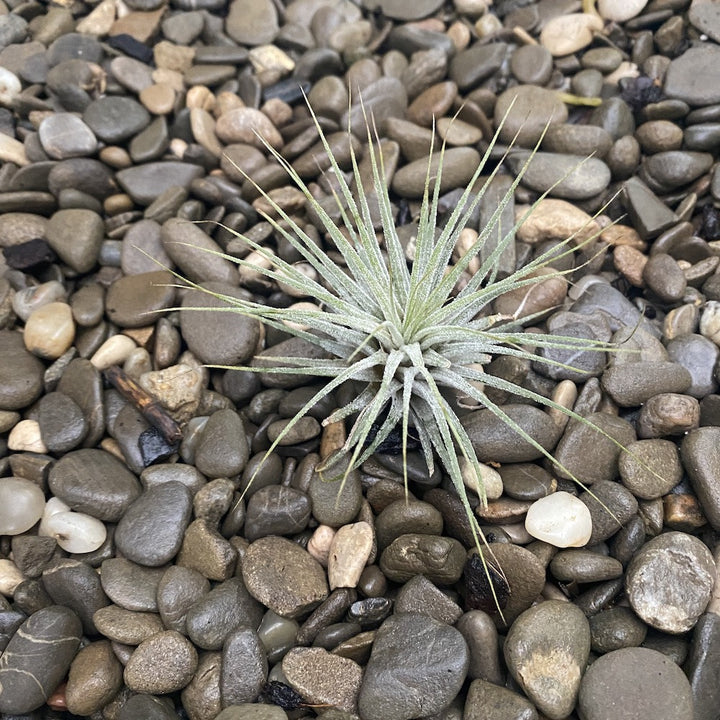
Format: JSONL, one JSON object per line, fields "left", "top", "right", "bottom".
{"left": 106, "top": 34, "right": 153, "bottom": 64}
{"left": 347, "top": 597, "right": 393, "bottom": 627}
{"left": 464, "top": 551, "right": 510, "bottom": 614}
{"left": 138, "top": 426, "right": 177, "bottom": 467}
{"left": 2, "top": 238, "right": 56, "bottom": 270}
{"left": 263, "top": 78, "right": 312, "bottom": 105}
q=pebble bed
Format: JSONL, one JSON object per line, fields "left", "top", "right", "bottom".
{"left": 2, "top": 0, "right": 720, "bottom": 718}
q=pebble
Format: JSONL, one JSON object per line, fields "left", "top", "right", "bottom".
{"left": 37, "top": 391, "right": 88, "bottom": 453}
{"left": 282, "top": 647, "right": 363, "bottom": 713}
{"left": 619, "top": 439, "right": 682, "bottom": 499}
{"left": 358, "top": 612, "right": 468, "bottom": 720}
{"left": 105, "top": 270, "right": 176, "bottom": 328}
{"left": 626, "top": 531, "right": 716, "bottom": 633}
{"left": 93, "top": 605, "right": 165, "bottom": 645}
{"left": 42, "top": 510, "right": 106, "bottom": 553}
{"left": 495, "top": 85, "right": 568, "bottom": 147}
{"left": 23, "top": 301, "right": 75, "bottom": 360}
{"left": 65, "top": 640, "right": 123, "bottom": 716}
{"left": 49, "top": 448, "right": 141, "bottom": 522}
{"left": 540, "top": 13, "right": 604, "bottom": 56}
{"left": 578, "top": 647, "right": 693, "bottom": 720}
{"left": 0, "top": 477, "right": 45, "bottom": 534}
{"left": 124, "top": 630, "right": 198, "bottom": 694}
{"left": 525, "top": 491, "right": 593, "bottom": 548}
{"left": 100, "top": 558, "right": 165, "bottom": 612}
{"left": 394, "top": 574, "right": 463, "bottom": 625}
{"left": 328, "top": 521, "right": 373, "bottom": 590}
{"left": 391, "top": 147, "right": 480, "bottom": 198}
{"left": 464, "top": 679, "right": 537, "bottom": 720}
{"left": 45, "top": 208, "right": 104, "bottom": 273}
{"left": 115, "top": 482, "right": 192, "bottom": 566}
{"left": 0, "top": 331, "right": 44, "bottom": 410}
{"left": 177, "top": 518, "right": 238, "bottom": 581}
{"left": 682, "top": 427, "right": 720, "bottom": 531}
{"left": 221, "top": 627, "right": 267, "bottom": 704}
{"left": 0, "top": 605, "right": 82, "bottom": 714}
{"left": 194, "top": 408, "right": 249, "bottom": 478}
{"left": 589, "top": 606, "right": 647, "bottom": 654}
{"left": 665, "top": 46, "right": 720, "bottom": 107}
{"left": 602, "top": 361, "right": 692, "bottom": 406}
{"left": 504, "top": 600, "right": 590, "bottom": 719}
{"left": 242, "top": 536, "right": 328, "bottom": 618}
{"left": 8, "top": 419, "right": 46, "bottom": 453}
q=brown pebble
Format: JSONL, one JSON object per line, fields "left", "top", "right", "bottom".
{"left": 139, "top": 83, "right": 176, "bottom": 115}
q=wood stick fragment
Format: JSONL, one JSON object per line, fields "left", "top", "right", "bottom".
{"left": 104, "top": 365, "right": 183, "bottom": 444}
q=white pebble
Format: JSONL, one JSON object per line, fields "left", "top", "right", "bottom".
{"left": 0, "top": 477, "right": 45, "bottom": 535}
{"left": 597, "top": 0, "right": 648, "bottom": 22}
{"left": 460, "top": 456, "right": 503, "bottom": 501}
{"left": 41, "top": 510, "right": 107, "bottom": 553}
{"left": 0, "top": 67, "right": 21, "bottom": 105}
{"left": 282, "top": 302, "right": 322, "bottom": 332}
{"left": 328, "top": 521, "right": 373, "bottom": 590}
{"left": 0, "top": 559, "right": 25, "bottom": 597}
{"left": 307, "top": 525, "right": 336, "bottom": 567}
{"left": 91, "top": 333, "right": 137, "bottom": 369}
{"left": 12, "top": 281, "right": 68, "bottom": 322}
{"left": 8, "top": 419, "right": 47, "bottom": 453}
{"left": 38, "top": 496, "right": 71, "bottom": 537}
{"left": 525, "top": 491, "right": 592, "bottom": 548}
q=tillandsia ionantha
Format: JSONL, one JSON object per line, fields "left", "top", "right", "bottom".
{"left": 174, "top": 99, "right": 639, "bottom": 613}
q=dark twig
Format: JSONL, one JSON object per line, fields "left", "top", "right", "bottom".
{"left": 104, "top": 365, "right": 183, "bottom": 444}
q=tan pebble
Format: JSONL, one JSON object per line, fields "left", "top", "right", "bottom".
{"left": 239, "top": 248, "right": 275, "bottom": 285}
{"left": 261, "top": 97, "right": 293, "bottom": 127}
{"left": 613, "top": 245, "right": 647, "bottom": 288}
{"left": 100, "top": 437, "right": 125, "bottom": 462}
{"left": 307, "top": 525, "right": 336, "bottom": 567}
{"left": 123, "top": 346, "right": 153, "bottom": 379}
{"left": 0, "top": 558, "right": 25, "bottom": 596}
{"left": 599, "top": 223, "right": 646, "bottom": 250}
{"left": 123, "top": 325, "right": 156, "bottom": 348}
{"left": 454, "top": 0, "right": 490, "bottom": 16}
{"left": 540, "top": 13, "right": 604, "bottom": 56}
{"left": 138, "top": 364, "right": 203, "bottom": 422}
{"left": 249, "top": 44, "right": 295, "bottom": 76}
{"left": 281, "top": 301, "right": 321, "bottom": 332}
{"left": 91, "top": 333, "right": 137, "bottom": 369}
{"left": 605, "top": 61, "right": 640, "bottom": 87}
{"left": 76, "top": 0, "right": 116, "bottom": 35}
{"left": 109, "top": 8, "right": 165, "bottom": 44}
{"left": 414, "top": 17, "right": 445, "bottom": 32}
{"left": 153, "top": 40, "right": 195, "bottom": 73}
{"left": 190, "top": 108, "right": 223, "bottom": 157}
{"left": 104, "top": 193, "right": 134, "bottom": 215}
{"left": 321, "top": 419, "right": 346, "bottom": 460}
{"left": 547, "top": 379, "right": 578, "bottom": 432}
{"left": 152, "top": 68, "right": 185, "bottom": 92}
{"left": 499, "top": 522, "right": 535, "bottom": 544}
{"left": 215, "top": 107, "right": 283, "bottom": 149}
{"left": 460, "top": 456, "right": 503, "bottom": 501}
{"left": 99, "top": 146, "right": 132, "bottom": 169}
{"left": 253, "top": 185, "right": 306, "bottom": 217}
{"left": 169, "top": 137, "right": 188, "bottom": 159}
{"left": 447, "top": 20, "right": 471, "bottom": 51}
{"left": 186, "top": 85, "right": 215, "bottom": 111}
{"left": 213, "top": 91, "right": 245, "bottom": 118}
{"left": 8, "top": 419, "right": 47, "bottom": 454}
{"left": 0, "top": 133, "right": 29, "bottom": 166}
{"left": 436, "top": 116, "right": 483, "bottom": 146}
{"left": 494, "top": 267, "right": 568, "bottom": 319}
{"left": 28, "top": 110, "right": 53, "bottom": 130}
{"left": 328, "top": 522, "right": 373, "bottom": 590}
{"left": 24, "top": 301, "right": 74, "bottom": 359}
{"left": 475, "top": 12, "right": 502, "bottom": 37}
{"left": 597, "top": 0, "right": 648, "bottom": 22}
{"left": 453, "top": 227, "right": 481, "bottom": 274}
{"left": 516, "top": 198, "right": 599, "bottom": 245}
{"left": 139, "top": 83, "right": 176, "bottom": 115}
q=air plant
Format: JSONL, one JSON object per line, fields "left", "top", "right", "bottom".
{"left": 176, "top": 100, "right": 632, "bottom": 613}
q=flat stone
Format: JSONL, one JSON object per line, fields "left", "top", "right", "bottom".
{"left": 100, "top": 558, "right": 166, "bottom": 612}
{"left": 105, "top": 270, "right": 176, "bottom": 328}
{"left": 626, "top": 531, "right": 716, "bottom": 633}
{"left": 226, "top": 0, "right": 279, "bottom": 45}
{"left": 0, "top": 605, "right": 82, "bottom": 714}
{"left": 115, "top": 482, "right": 192, "bottom": 567}
{"left": 242, "top": 536, "right": 328, "bottom": 618}
{"left": 65, "top": 640, "right": 123, "bottom": 716}
{"left": 358, "top": 612, "right": 468, "bottom": 720}
{"left": 221, "top": 627, "right": 267, "bottom": 705}
{"left": 83, "top": 96, "right": 150, "bottom": 143}
{"left": 124, "top": 631, "right": 198, "bottom": 694}
{"left": 38, "top": 113, "right": 97, "bottom": 159}
{"left": 665, "top": 46, "right": 720, "bottom": 107}
{"left": 116, "top": 162, "right": 204, "bottom": 206}
{"left": 0, "top": 330, "right": 45, "bottom": 410}
{"left": 504, "top": 600, "right": 590, "bottom": 719}
{"left": 578, "top": 647, "right": 693, "bottom": 720}
{"left": 495, "top": 85, "right": 568, "bottom": 147}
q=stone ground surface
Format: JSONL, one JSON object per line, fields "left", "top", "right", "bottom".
{"left": 2, "top": 0, "right": 720, "bottom": 719}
